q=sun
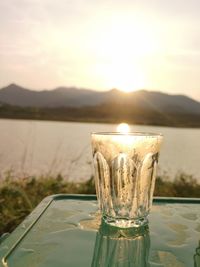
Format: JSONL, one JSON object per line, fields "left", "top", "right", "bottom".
{"left": 107, "top": 63, "right": 146, "bottom": 93}
{"left": 95, "top": 62, "right": 146, "bottom": 93}
{"left": 90, "top": 12, "right": 160, "bottom": 92}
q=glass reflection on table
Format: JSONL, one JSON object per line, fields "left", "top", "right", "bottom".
{"left": 91, "top": 220, "right": 150, "bottom": 267}
{"left": 194, "top": 241, "right": 200, "bottom": 267}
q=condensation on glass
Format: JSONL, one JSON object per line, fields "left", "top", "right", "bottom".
{"left": 91, "top": 132, "right": 163, "bottom": 228}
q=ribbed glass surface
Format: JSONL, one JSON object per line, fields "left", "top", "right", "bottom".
{"left": 91, "top": 133, "right": 163, "bottom": 227}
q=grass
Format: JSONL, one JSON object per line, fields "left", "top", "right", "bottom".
{"left": 0, "top": 172, "right": 200, "bottom": 236}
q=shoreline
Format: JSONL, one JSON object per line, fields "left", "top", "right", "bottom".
{"left": 1, "top": 115, "right": 200, "bottom": 129}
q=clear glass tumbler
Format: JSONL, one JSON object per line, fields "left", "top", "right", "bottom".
{"left": 91, "top": 132, "right": 163, "bottom": 228}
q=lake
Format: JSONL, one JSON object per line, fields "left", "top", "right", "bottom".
{"left": 0, "top": 119, "right": 200, "bottom": 181}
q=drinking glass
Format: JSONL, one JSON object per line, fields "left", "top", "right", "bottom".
{"left": 91, "top": 132, "right": 163, "bottom": 228}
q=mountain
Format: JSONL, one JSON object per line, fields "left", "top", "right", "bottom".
{"left": 0, "top": 83, "right": 200, "bottom": 115}
{"left": 0, "top": 83, "right": 107, "bottom": 107}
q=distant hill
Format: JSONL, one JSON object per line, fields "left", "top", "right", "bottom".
{"left": 0, "top": 84, "right": 200, "bottom": 116}
{"left": 0, "top": 83, "right": 108, "bottom": 108}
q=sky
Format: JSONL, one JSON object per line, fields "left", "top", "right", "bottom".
{"left": 0, "top": 0, "right": 200, "bottom": 100}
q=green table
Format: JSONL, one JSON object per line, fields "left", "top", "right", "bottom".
{"left": 0, "top": 195, "right": 199, "bottom": 267}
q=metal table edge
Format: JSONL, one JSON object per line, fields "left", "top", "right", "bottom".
{"left": 1, "top": 194, "right": 200, "bottom": 267}
{"left": 46, "top": 194, "right": 200, "bottom": 204}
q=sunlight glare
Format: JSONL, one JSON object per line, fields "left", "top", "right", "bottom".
{"left": 95, "top": 63, "right": 146, "bottom": 93}
{"left": 90, "top": 13, "right": 161, "bottom": 91}
{"left": 109, "top": 64, "right": 146, "bottom": 93}
{"left": 117, "top": 123, "right": 130, "bottom": 133}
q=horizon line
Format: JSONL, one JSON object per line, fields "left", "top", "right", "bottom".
{"left": 0, "top": 82, "right": 197, "bottom": 100}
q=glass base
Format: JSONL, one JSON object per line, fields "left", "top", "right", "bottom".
{"left": 103, "top": 215, "right": 148, "bottom": 228}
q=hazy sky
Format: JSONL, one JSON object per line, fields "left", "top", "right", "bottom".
{"left": 0, "top": 0, "right": 200, "bottom": 100}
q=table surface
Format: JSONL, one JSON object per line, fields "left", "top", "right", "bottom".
{"left": 0, "top": 195, "right": 200, "bottom": 267}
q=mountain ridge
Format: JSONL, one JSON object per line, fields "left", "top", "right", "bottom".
{"left": 0, "top": 83, "right": 200, "bottom": 115}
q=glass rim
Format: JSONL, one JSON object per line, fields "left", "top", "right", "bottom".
{"left": 91, "top": 131, "right": 163, "bottom": 137}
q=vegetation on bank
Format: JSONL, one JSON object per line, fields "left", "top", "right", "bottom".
{"left": 1, "top": 103, "right": 200, "bottom": 128}
{"left": 0, "top": 172, "right": 200, "bottom": 236}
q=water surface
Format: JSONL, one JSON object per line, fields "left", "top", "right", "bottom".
{"left": 0, "top": 119, "right": 199, "bottom": 181}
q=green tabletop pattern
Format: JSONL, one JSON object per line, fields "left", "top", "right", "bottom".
{"left": 0, "top": 195, "right": 200, "bottom": 267}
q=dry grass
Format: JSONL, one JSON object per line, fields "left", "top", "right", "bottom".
{"left": 0, "top": 172, "right": 199, "bottom": 236}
